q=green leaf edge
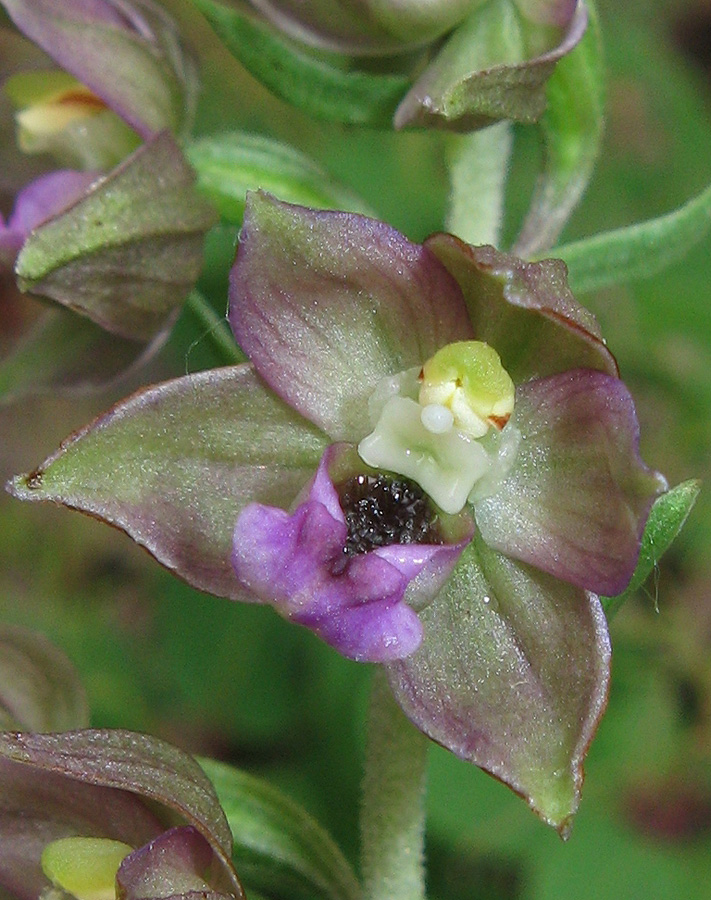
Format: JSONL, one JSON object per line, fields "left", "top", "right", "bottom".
{"left": 185, "top": 132, "right": 375, "bottom": 222}
{"left": 190, "top": 0, "right": 410, "bottom": 126}
{"left": 601, "top": 479, "right": 700, "bottom": 617}
{"left": 552, "top": 181, "right": 711, "bottom": 293}
{"left": 198, "top": 757, "right": 362, "bottom": 900}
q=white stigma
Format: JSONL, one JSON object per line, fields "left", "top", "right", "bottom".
{"left": 420, "top": 403, "right": 454, "bottom": 434}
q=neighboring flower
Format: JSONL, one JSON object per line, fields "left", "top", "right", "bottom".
{"left": 0, "top": 624, "right": 245, "bottom": 900}
{"left": 0, "top": 731, "right": 245, "bottom": 900}
{"left": 237, "top": 0, "right": 588, "bottom": 129}
{"left": 7, "top": 192, "right": 667, "bottom": 829}
{"left": 0, "top": 1, "right": 213, "bottom": 399}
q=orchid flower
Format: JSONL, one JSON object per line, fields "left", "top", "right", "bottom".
{"left": 0, "top": 623, "right": 245, "bottom": 900}
{"left": 0, "top": 1, "right": 214, "bottom": 398}
{"left": 9, "top": 192, "right": 666, "bottom": 829}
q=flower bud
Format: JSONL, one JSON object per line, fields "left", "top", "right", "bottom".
{"left": 248, "top": 0, "right": 484, "bottom": 54}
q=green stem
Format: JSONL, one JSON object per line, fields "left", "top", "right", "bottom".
{"left": 360, "top": 669, "right": 429, "bottom": 900}
{"left": 185, "top": 290, "right": 245, "bottom": 365}
{"left": 445, "top": 122, "right": 512, "bottom": 247}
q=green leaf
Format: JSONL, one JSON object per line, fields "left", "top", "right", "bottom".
{"left": 514, "top": 0, "right": 604, "bottom": 256}
{"left": 553, "top": 181, "right": 711, "bottom": 294}
{"left": 190, "top": 0, "right": 410, "bottom": 126}
{"left": 601, "top": 480, "right": 700, "bottom": 617}
{"left": 199, "top": 758, "right": 361, "bottom": 900}
{"left": 185, "top": 132, "right": 374, "bottom": 224}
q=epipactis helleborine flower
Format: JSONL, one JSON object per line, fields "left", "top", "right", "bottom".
{"left": 8, "top": 192, "right": 666, "bottom": 830}
{"left": 228, "top": 192, "right": 665, "bottom": 665}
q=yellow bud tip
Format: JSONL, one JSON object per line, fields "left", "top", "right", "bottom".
{"left": 419, "top": 340, "right": 514, "bottom": 433}
{"left": 41, "top": 837, "right": 133, "bottom": 900}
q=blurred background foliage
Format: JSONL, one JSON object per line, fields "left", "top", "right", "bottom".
{"left": 2, "top": 0, "right": 711, "bottom": 897}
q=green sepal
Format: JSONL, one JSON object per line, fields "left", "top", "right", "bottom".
{"left": 190, "top": 0, "right": 410, "bottom": 126}
{"left": 14, "top": 131, "right": 217, "bottom": 342}
{"left": 602, "top": 480, "right": 701, "bottom": 618}
{"left": 185, "top": 132, "right": 373, "bottom": 224}
{"left": 393, "top": 0, "right": 587, "bottom": 131}
{"left": 554, "top": 181, "right": 711, "bottom": 294}
{"left": 514, "top": 0, "right": 603, "bottom": 256}
{"left": 199, "top": 758, "right": 361, "bottom": 900}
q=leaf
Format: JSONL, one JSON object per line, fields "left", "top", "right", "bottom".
{"left": 15, "top": 131, "right": 216, "bottom": 342}
{"left": 553, "top": 181, "right": 711, "bottom": 294}
{"left": 190, "top": 0, "right": 410, "bottom": 126}
{"left": 514, "top": 0, "right": 604, "bottom": 256}
{"left": 199, "top": 758, "right": 361, "bottom": 900}
{"left": 185, "top": 132, "right": 374, "bottom": 224}
{"left": 601, "top": 479, "right": 701, "bottom": 617}
{"left": 7, "top": 365, "right": 328, "bottom": 601}
{"left": 386, "top": 534, "right": 611, "bottom": 834}
{"left": 0, "top": 623, "right": 89, "bottom": 732}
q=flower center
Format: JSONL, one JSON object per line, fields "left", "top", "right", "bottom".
{"left": 336, "top": 473, "right": 443, "bottom": 556}
{"left": 358, "top": 340, "right": 519, "bottom": 515}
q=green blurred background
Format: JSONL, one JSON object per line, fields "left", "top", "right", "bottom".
{"left": 2, "top": 0, "right": 711, "bottom": 897}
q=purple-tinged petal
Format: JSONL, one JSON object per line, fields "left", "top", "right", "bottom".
{"left": 8, "top": 364, "right": 328, "bottom": 601}
{"left": 0, "top": 0, "right": 195, "bottom": 136}
{"left": 474, "top": 369, "right": 668, "bottom": 595}
{"left": 0, "top": 170, "right": 99, "bottom": 268}
{"left": 424, "top": 233, "right": 619, "bottom": 380}
{"left": 232, "top": 447, "right": 468, "bottom": 662}
{"left": 229, "top": 192, "right": 473, "bottom": 442}
{"left": 386, "top": 534, "right": 611, "bottom": 833}
{"left": 117, "top": 826, "right": 243, "bottom": 900}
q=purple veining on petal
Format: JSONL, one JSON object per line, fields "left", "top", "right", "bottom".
{"left": 0, "top": 169, "right": 99, "bottom": 267}
{"left": 232, "top": 447, "right": 468, "bottom": 662}
{"left": 474, "top": 368, "right": 668, "bottom": 596}
{"left": 229, "top": 192, "right": 473, "bottom": 442}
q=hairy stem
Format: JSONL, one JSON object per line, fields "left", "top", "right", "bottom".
{"left": 360, "top": 669, "right": 429, "bottom": 900}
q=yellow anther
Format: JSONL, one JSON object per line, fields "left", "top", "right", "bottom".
{"left": 419, "top": 341, "right": 514, "bottom": 437}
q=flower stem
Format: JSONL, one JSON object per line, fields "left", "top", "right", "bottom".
{"left": 185, "top": 290, "right": 245, "bottom": 365}
{"left": 360, "top": 669, "right": 429, "bottom": 900}
{"left": 445, "top": 122, "right": 512, "bottom": 247}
